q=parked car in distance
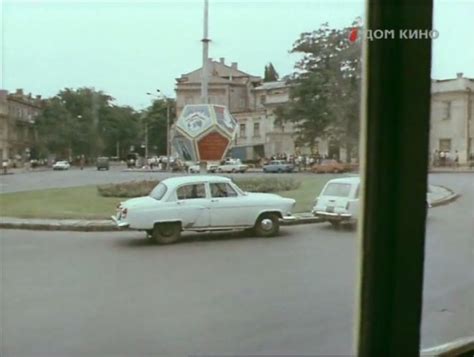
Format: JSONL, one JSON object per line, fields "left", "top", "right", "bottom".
{"left": 216, "top": 159, "right": 248, "bottom": 173}
{"left": 312, "top": 176, "right": 360, "bottom": 228}
{"left": 112, "top": 175, "right": 296, "bottom": 244}
{"left": 263, "top": 160, "right": 294, "bottom": 173}
{"left": 188, "top": 161, "right": 218, "bottom": 174}
{"left": 96, "top": 156, "right": 110, "bottom": 170}
{"left": 313, "top": 176, "right": 433, "bottom": 228}
{"left": 311, "top": 159, "right": 347, "bottom": 173}
{"left": 52, "top": 160, "right": 70, "bottom": 170}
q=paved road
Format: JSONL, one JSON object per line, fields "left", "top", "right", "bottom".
{"left": 1, "top": 173, "right": 472, "bottom": 356}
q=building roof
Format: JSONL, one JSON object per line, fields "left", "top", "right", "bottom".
{"left": 254, "top": 81, "right": 289, "bottom": 91}
{"left": 177, "top": 59, "right": 261, "bottom": 85}
{"left": 431, "top": 74, "right": 474, "bottom": 93}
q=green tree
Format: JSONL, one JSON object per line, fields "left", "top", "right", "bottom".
{"left": 277, "top": 20, "right": 362, "bottom": 161}
{"left": 35, "top": 88, "right": 140, "bottom": 160}
{"left": 141, "top": 98, "right": 176, "bottom": 156}
{"left": 263, "top": 62, "right": 280, "bottom": 82}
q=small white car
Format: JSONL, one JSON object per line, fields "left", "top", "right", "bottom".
{"left": 216, "top": 159, "right": 248, "bottom": 173}
{"left": 112, "top": 175, "right": 296, "bottom": 244}
{"left": 52, "top": 161, "right": 70, "bottom": 170}
{"left": 313, "top": 176, "right": 433, "bottom": 228}
{"left": 312, "top": 176, "right": 360, "bottom": 228}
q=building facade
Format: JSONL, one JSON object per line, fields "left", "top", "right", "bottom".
{"left": 0, "top": 89, "right": 42, "bottom": 163}
{"left": 430, "top": 73, "right": 474, "bottom": 164}
{"left": 176, "top": 60, "right": 473, "bottom": 164}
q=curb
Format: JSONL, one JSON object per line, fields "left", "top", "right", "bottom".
{"left": 0, "top": 215, "right": 325, "bottom": 232}
{"left": 430, "top": 184, "right": 461, "bottom": 207}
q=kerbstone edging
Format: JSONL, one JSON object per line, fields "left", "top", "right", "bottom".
{"left": 0, "top": 185, "right": 459, "bottom": 232}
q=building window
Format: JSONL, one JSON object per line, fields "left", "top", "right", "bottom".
{"left": 239, "top": 124, "right": 246, "bottom": 137}
{"left": 439, "top": 138, "right": 451, "bottom": 152}
{"left": 253, "top": 122, "right": 260, "bottom": 137}
{"left": 442, "top": 101, "right": 451, "bottom": 120}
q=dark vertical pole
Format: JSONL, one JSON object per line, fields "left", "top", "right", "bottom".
{"left": 356, "top": 1, "right": 433, "bottom": 356}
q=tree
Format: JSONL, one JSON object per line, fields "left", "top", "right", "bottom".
{"left": 264, "top": 62, "right": 280, "bottom": 82}
{"left": 141, "top": 98, "right": 176, "bottom": 156}
{"left": 277, "top": 19, "right": 362, "bottom": 161}
{"left": 34, "top": 88, "right": 140, "bottom": 161}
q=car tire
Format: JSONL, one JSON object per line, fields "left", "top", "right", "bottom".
{"left": 231, "top": 169, "right": 236, "bottom": 173}
{"left": 254, "top": 213, "right": 280, "bottom": 237}
{"left": 330, "top": 221, "right": 341, "bottom": 229}
{"left": 152, "top": 222, "right": 181, "bottom": 244}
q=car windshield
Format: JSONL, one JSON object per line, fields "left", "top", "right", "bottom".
{"left": 149, "top": 182, "right": 167, "bottom": 200}
{"left": 323, "top": 183, "right": 352, "bottom": 197}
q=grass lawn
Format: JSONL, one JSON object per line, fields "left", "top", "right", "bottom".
{"left": 0, "top": 174, "right": 344, "bottom": 219}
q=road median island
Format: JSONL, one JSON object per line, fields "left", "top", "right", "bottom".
{"left": 0, "top": 178, "right": 457, "bottom": 231}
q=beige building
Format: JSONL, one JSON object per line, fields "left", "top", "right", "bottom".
{"left": 430, "top": 73, "right": 474, "bottom": 164}
{"left": 175, "top": 58, "right": 261, "bottom": 117}
{"left": 232, "top": 81, "right": 296, "bottom": 160}
{"left": 0, "top": 89, "right": 42, "bottom": 163}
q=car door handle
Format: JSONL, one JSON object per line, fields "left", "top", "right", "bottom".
{"left": 211, "top": 199, "right": 219, "bottom": 203}
{"left": 177, "top": 201, "right": 186, "bottom": 205}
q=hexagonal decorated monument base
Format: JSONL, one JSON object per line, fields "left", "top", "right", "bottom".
{"left": 172, "top": 104, "right": 237, "bottom": 162}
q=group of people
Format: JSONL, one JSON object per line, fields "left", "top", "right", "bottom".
{"left": 432, "top": 150, "right": 459, "bottom": 167}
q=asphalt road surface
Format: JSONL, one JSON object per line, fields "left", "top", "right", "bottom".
{"left": 1, "top": 173, "right": 472, "bottom": 356}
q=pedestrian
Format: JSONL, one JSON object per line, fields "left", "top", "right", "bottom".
{"left": 439, "top": 151, "right": 445, "bottom": 166}
{"left": 454, "top": 150, "right": 459, "bottom": 168}
{"left": 2, "top": 160, "right": 7, "bottom": 175}
{"left": 80, "top": 155, "right": 85, "bottom": 170}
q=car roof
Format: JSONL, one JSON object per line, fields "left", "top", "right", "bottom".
{"left": 162, "top": 175, "right": 231, "bottom": 187}
{"left": 325, "top": 176, "right": 360, "bottom": 184}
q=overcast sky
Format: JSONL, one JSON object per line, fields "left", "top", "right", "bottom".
{"left": 1, "top": 0, "right": 473, "bottom": 109}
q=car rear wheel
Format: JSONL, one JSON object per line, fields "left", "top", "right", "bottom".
{"left": 330, "top": 221, "right": 341, "bottom": 229}
{"left": 152, "top": 222, "right": 181, "bottom": 244}
{"left": 254, "top": 213, "right": 280, "bottom": 237}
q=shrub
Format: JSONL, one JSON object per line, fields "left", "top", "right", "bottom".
{"left": 230, "top": 177, "right": 301, "bottom": 193}
{"left": 97, "top": 180, "right": 159, "bottom": 198}
{"left": 97, "top": 177, "right": 301, "bottom": 198}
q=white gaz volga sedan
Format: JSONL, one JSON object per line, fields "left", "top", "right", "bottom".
{"left": 112, "top": 176, "right": 296, "bottom": 244}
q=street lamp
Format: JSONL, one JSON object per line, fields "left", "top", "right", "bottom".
{"left": 146, "top": 89, "right": 172, "bottom": 171}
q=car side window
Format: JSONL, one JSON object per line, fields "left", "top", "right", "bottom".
{"left": 210, "top": 183, "right": 238, "bottom": 198}
{"left": 176, "top": 184, "right": 206, "bottom": 200}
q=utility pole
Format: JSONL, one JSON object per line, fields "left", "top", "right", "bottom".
{"left": 166, "top": 101, "right": 171, "bottom": 172}
{"left": 145, "top": 121, "right": 149, "bottom": 160}
{"left": 201, "top": 0, "right": 210, "bottom": 104}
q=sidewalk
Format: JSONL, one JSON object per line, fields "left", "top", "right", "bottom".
{"left": 0, "top": 185, "right": 458, "bottom": 232}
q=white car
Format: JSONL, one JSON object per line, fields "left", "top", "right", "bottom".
{"left": 52, "top": 161, "right": 70, "bottom": 170}
{"left": 188, "top": 162, "right": 218, "bottom": 174}
{"left": 112, "top": 175, "right": 296, "bottom": 244}
{"left": 216, "top": 159, "right": 248, "bottom": 173}
{"left": 312, "top": 176, "right": 360, "bottom": 228}
{"left": 312, "top": 176, "right": 432, "bottom": 228}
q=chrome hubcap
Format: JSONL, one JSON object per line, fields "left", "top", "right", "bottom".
{"left": 261, "top": 218, "right": 274, "bottom": 231}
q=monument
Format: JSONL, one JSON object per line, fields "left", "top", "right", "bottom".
{"left": 172, "top": 104, "right": 237, "bottom": 162}
{"left": 171, "top": 1, "right": 237, "bottom": 164}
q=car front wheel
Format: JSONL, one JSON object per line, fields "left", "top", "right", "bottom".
{"left": 254, "top": 213, "right": 280, "bottom": 237}
{"left": 152, "top": 222, "right": 181, "bottom": 244}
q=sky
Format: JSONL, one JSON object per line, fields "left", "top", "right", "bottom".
{"left": 1, "top": 0, "right": 473, "bottom": 109}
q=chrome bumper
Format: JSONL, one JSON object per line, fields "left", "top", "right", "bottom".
{"left": 111, "top": 215, "right": 130, "bottom": 228}
{"left": 280, "top": 214, "right": 297, "bottom": 222}
{"left": 313, "top": 211, "right": 353, "bottom": 221}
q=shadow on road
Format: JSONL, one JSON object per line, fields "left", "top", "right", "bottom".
{"left": 111, "top": 228, "right": 295, "bottom": 248}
